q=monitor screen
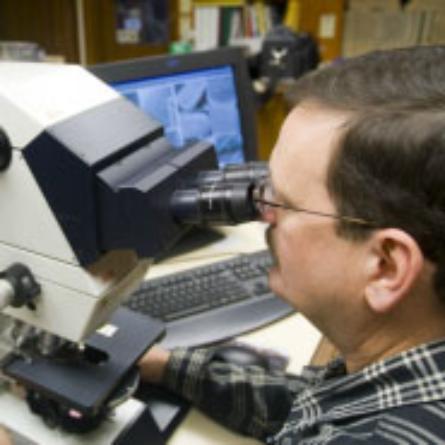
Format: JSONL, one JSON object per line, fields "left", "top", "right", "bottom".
{"left": 90, "top": 47, "right": 257, "bottom": 168}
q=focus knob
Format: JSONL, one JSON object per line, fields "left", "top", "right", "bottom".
{"left": 0, "top": 128, "right": 12, "bottom": 171}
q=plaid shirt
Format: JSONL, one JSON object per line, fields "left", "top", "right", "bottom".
{"left": 163, "top": 338, "right": 445, "bottom": 444}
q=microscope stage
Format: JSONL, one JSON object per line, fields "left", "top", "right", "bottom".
{"left": 4, "top": 307, "right": 165, "bottom": 415}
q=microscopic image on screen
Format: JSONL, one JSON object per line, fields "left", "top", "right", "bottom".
{"left": 113, "top": 66, "right": 245, "bottom": 167}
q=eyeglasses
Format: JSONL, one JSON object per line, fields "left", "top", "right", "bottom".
{"left": 253, "top": 178, "right": 377, "bottom": 228}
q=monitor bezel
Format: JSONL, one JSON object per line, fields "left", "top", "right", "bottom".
{"left": 89, "top": 47, "right": 258, "bottom": 164}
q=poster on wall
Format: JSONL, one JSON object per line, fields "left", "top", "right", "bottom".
{"left": 115, "top": 0, "right": 168, "bottom": 44}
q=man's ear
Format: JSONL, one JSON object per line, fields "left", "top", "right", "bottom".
{"left": 364, "top": 229, "right": 424, "bottom": 313}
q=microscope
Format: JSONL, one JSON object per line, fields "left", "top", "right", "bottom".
{"left": 0, "top": 61, "right": 270, "bottom": 444}
{"left": 0, "top": 62, "right": 218, "bottom": 441}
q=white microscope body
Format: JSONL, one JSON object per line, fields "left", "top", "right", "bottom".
{"left": 0, "top": 62, "right": 215, "bottom": 441}
{"left": 0, "top": 62, "right": 148, "bottom": 343}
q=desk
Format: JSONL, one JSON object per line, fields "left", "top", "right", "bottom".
{"left": 0, "top": 222, "right": 321, "bottom": 445}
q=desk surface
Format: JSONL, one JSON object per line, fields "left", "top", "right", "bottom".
{"left": 0, "top": 223, "right": 321, "bottom": 445}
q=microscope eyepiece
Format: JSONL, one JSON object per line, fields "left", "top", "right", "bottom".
{"left": 170, "top": 161, "right": 268, "bottom": 225}
{"left": 171, "top": 181, "right": 259, "bottom": 225}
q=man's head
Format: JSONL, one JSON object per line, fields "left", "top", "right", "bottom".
{"left": 265, "top": 46, "right": 445, "bottom": 359}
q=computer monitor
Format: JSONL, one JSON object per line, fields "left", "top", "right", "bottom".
{"left": 89, "top": 47, "right": 258, "bottom": 168}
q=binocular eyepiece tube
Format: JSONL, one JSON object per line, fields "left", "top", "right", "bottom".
{"left": 171, "top": 161, "right": 268, "bottom": 225}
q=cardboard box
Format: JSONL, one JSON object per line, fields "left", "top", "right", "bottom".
{"left": 348, "top": 0, "right": 401, "bottom": 11}
{"left": 406, "top": 0, "right": 445, "bottom": 11}
{"left": 342, "top": 10, "right": 422, "bottom": 58}
{"left": 419, "top": 11, "right": 445, "bottom": 45}
{"left": 299, "top": 0, "right": 346, "bottom": 62}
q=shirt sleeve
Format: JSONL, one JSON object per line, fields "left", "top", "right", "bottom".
{"left": 162, "top": 347, "right": 311, "bottom": 439}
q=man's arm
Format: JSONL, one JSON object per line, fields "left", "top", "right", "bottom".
{"left": 139, "top": 345, "right": 308, "bottom": 440}
{"left": 0, "top": 427, "right": 12, "bottom": 445}
{"left": 138, "top": 344, "right": 171, "bottom": 383}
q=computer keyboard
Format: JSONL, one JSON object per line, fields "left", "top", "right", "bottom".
{"left": 125, "top": 249, "right": 293, "bottom": 348}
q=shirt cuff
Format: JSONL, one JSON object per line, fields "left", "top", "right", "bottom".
{"left": 162, "top": 347, "right": 215, "bottom": 401}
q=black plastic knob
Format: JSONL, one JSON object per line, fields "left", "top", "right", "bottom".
{"left": 0, "top": 263, "right": 41, "bottom": 308}
{"left": 0, "top": 128, "right": 12, "bottom": 171}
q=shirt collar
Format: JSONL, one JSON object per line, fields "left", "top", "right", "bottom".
{"left": 298, "top": 337, "right": 445, "bottom": 422}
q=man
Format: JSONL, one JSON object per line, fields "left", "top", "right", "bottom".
{"left": 139, "top": 45, "right": 445, "bottom": 443}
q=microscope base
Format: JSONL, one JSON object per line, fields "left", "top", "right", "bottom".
{"left": 0, "top": 391, "right": 164, "bottom": 445}
{"left": 3, "top": 308, "right": 165, "bottom": 420}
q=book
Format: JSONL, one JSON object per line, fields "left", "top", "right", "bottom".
{"left": 194, "top": 6, "right": 220, "bottom": 50}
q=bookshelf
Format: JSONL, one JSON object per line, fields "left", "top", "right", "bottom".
{"left": 190, "top": 0, "right": 345, "bottom": 62}
{"left": 2, "top": 1, "right": 445, "bottom": 66}
{"left": 191, "top": 0, "right": 286, "bottom": 52}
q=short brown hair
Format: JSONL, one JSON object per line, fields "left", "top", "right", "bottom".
{"left": 288, "top": 46, "right": 445, "bottom": 112}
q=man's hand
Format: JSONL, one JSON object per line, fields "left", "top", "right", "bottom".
{"left": 138, "top": 345, "right": 171, "bottom": 384}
